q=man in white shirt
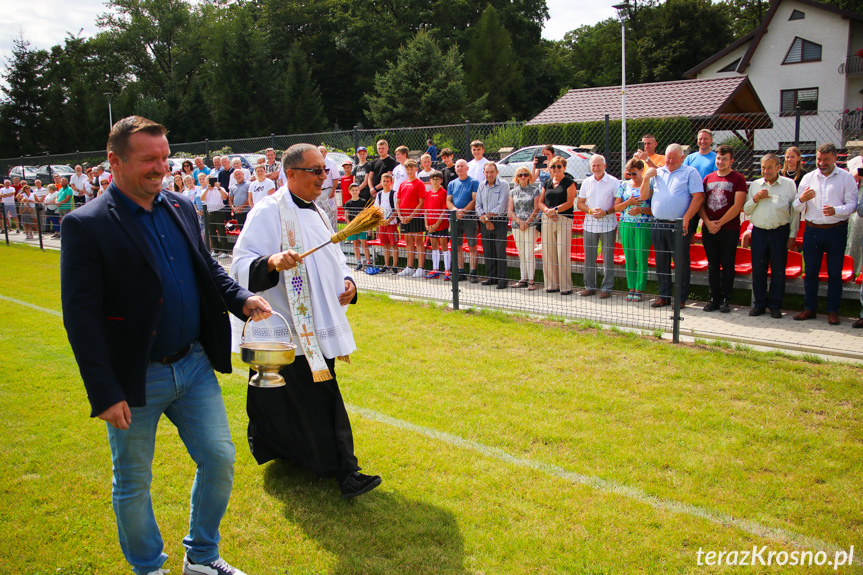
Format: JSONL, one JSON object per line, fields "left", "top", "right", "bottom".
{"left": 577, "top": 155, "right": 621, "bottom": 297}
{"left": 227, "top": 158, "right": 251, "bottom": 192}
{"left": 69, "top": 165, "right": 89, "bottom": 208}
{"left": 1, "top": 180, "right": 19, "bottom": 232}
{"left": 467, "top": 140, "right": 490, "bottom": 185}
{"left": 743, "top": 153, "right": 799, "bottom": 318}
{"left": 264, "top": 148, "right": 282, "bottom": 184}
{"left": 792, "top": 142, "right": 858, "bottom": 324}
{"left": 391, "top": 146, "right": 409, "bottom": 193}
{"left": 316, "top": 146, "right": 340, "bottom": 230}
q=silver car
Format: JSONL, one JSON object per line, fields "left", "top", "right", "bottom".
{"left": 496, "top": 145, "right": 593, "bottom": 187}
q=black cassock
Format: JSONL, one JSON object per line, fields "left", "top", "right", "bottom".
{"left": 244, "top": 252, "right": 360, "bottom": 480}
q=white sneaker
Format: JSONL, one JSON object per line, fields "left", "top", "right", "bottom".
{"left": 146, "top": 569, "right": 170, "bottom": 575}
{"left": 397, "top": 267, "right": 414, "bottom": 277}
{"left": 183, "top": 555, "right": 247, "bottom": 575}
{"left": 412, "top": 268, "right": 424, "bottom": 278}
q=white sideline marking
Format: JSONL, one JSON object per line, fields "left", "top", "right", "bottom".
{"left": 0, "top": 294, "right": 62, "bottom": 317}
{"left": 348, "top": 403, "right": 854, "bottom": 560}
{"left": 3, "top": 293, "right": 851, "bottom": 561}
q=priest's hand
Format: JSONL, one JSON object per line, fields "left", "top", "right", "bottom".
{"left": 268, "top": 249, "right": 301, "bottom": 272}
{"left": 339, "top": 279, "right": 357, "bottom": 305}
{"left": 99, "top": 400, "right": 132, "bottom": 430}
{"left": 244, "top": 295, "right": 273, "bottom": 321}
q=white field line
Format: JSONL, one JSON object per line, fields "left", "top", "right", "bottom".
{"left": 348, "top": 403, "right": 856, "bottom": 562}
{"left": 3, "top": 293, "right": 854, "bottom": 563}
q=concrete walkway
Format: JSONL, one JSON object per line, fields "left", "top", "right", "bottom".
{"left": 7, "top": 231, "right": 861, "bottom": 362}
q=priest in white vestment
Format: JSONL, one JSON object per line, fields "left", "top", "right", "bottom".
{"left": 230, "top": 144, "right": 381, "bottom": 500}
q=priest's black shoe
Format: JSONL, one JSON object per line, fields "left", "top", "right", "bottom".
{"left": 339, "top": 472, "right": 382, "bottom": 500}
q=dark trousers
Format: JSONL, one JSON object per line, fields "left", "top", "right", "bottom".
{"left": 751, "top": 224, "right": 789, "bottom": 310}
{"left": 479, "top": 219, "right": 508, "bottom": 284}
{"left": 701, "top": 228, "right": 738, "bottom": 302}
{"left": 802, "top": 222, "right": 848, "bottom": 313}
{"left": 651, "top": 221, "right": 691, "bottom": 300}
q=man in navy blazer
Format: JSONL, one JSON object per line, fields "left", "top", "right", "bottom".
{"left": 61, "top": 116, "right": 273, "bottom": 575}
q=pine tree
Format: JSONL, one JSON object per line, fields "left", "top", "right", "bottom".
{"left": 277, "top": 42, "right": 327, "bottom": 134}
{"left": 0, "top": 36, "right": 50, "bottom": 156}
{"left": 366, "top": 30, "right": 487, "bottom": 127}
{"left": 463, "top": 5, "right": 519, "bottom": 121}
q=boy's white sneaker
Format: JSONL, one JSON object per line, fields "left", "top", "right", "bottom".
{"left": 412, "top": 268, "right": 424, "bottom": 278}
{"left": 397, "top": 267, "right": 414, "bottom": 277}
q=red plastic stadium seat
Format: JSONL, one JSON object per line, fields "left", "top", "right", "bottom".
{"left": 571, "top": 212, "right": 585, "bottom": 234}
{"left": 337, "top": 207, "right": 346, "bottom": 224}
{"left": 766, "top": 250, "right": 802, "bottom": 279}
{"left": 816, "top": 254, "right": 854, "bottom": 283}
{"left": 596, "top": 242, "right": 626, "bottom": 265}
{"left": 857, "top": 271, "right": 863, "bottom": 285}
{"left": 689, "top": 243, "right": 708, "bottom": 271}
{"left": 571, "top": 236, "right": 585, "bottom": 262}
{"left": 734, "top": 247, "right": 753, "bottom": 276}
{"left": 648, "top": 245, "right": 656, "bottom": 268}
{"left": 367, "top": 237, "right": 383, "bottom": 247}
{"left": 795, "top": 220, "right": 805, "bottom": 250}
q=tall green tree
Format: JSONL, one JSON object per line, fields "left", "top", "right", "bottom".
{"left": 276, "top": 43, "right": 328, "bottom": 134}
{"left": 366, "top": 30, "right": 487, "bottom": 127}
{"left": 464, "top": 5, "right": 519, "bottom": 120}
{"left": 0, "top": 36, "right": 50, "bottom": 157}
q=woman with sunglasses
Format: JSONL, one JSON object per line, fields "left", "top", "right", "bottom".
{"left": 614, "top": 158, "right": 653, "bottom": 302}
{"left": 181, "top": 159, "right": 195, "bottom": 177}
{"left": 538, "top": 157, "right": 577, "bottom": 294}
{"left": 508, "top": 167, "right": 540, "bottom": 289}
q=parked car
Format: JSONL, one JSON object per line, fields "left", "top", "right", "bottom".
{"left": 327, "top": 152, "right": 353, "bottom": 177}
{"left": 227, "top": 154, "right": 266, "bottom": 171}
{"left": 36, "top": 164, "right": 74, "bottom": 183}
{"left": 496, "top": 145, "right": 594, "bottom": 187}
{"left": 7, "top": 165, "right": 39, "bottom": 185}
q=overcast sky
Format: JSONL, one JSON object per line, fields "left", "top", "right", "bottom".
{"left": 1, "top": 0, "right": 619, "bottom": 74}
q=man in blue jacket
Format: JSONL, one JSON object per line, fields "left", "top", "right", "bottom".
{"left": 61, "top": 116, "right": 272, "bottom": 575}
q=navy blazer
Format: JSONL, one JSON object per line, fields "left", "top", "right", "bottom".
{"left": 61, "top": 185, "right": 253, "bottom": 417}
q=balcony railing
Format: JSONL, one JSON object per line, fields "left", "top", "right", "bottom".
{"left": 840, "top": 55, "right": 863, "bottom": 75}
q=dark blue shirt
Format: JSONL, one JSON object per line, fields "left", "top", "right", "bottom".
{"left": 117, "top": 189, "right": 201, "bottom": 360}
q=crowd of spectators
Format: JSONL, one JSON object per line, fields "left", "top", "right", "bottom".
{"left": 6, "top": 132, "right": 863, "bottom": 327}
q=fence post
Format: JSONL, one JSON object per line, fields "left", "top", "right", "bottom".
{"left": 794, "top": 106, "right": 801, "bottom": 147}
{"left": 353, "top": 125, "right": 359, "bottom": 152}
{"left": 35, "top": 203, "right": 43, "bottom": 250}
{"left": 270, "top": 133, "right": 276, "bottom": 150}
{"left": 76, "top": 150, "right": 80, "bottom": 166}
{"left": 604, "top": 114, "right": 610, "bottom": 158}
{"left": 450, "top": 210, "right": 459, "bottom": 311}
{"left": 202, "top": 206, "right": 212, "bottom": 252}
{"left": 205, "top": 138, "right": 210, "bottom": 160}
{"left": 1, "top": 204, "right": 8, "bottom": 245}
{"left": 672, "top": 218, "right": 683, "bottom": 344}
{"left": 464, "top": 121, "right": 471, "bottom": 160}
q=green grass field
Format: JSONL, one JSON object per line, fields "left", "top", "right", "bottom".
{"left": 1, "top": 243, "right": 861, "bottom": 574}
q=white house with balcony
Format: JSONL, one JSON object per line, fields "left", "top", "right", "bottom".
{"left": 684, "top": 0, "right": 863, "bottom": 151}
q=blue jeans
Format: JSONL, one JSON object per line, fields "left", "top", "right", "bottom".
{"left": 106, "top": 342, "right": 235, "bottom": 574}
{"left": 802, "top": 222, "right": 847, "bottom": 313}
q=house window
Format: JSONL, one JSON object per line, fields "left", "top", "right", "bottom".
{"left": 783, "top": 37, "right": 822, "bottom": 64}
{"left": 789, "top": 9, "right": 805, "bottom": 20}
{"left": 780, "top": 88, "right": 818, "bottom": 115}
{"left": 717, "top": 58, "right": 741, "bottom": 73}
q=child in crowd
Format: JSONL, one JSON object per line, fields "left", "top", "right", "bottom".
{"left": 373, "top": 173, "right": 399, "bottom": 273}
{"left": 424, "top": 171, "right": 450, "bottom": 279}
{"left": 392, "top": 145, "right": 409, "bottom": 192}
{"left": 340, "top": 159, "right": 355, "bottom": 206}
{"left": 249, "top": 164, "right": 276, "bottom": 207}
{"left": 467, "top": 140, "right": 489, "bottom": 184}
{"left": 418, "top": 153, "right": 434, "bottom": 193}
{"left": 396, "top": 159, "right": 427, "bottom": 278}
{"left": 344, "top": 183, "right": 371, "bottom": 271}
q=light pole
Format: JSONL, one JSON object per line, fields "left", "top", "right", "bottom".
{"left": 104, "top": 92, "right": 114, "bottom": 131}
{"left": 613, "top": 1, "right": 631, "bottom": 176}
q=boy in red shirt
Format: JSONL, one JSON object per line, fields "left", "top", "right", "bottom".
{"left": 396, "top": 159, "right": 426, "bottom": 278}
{"left": 424, "top": 171, "right": 450, "bottom": 279}
{"left": 339, "top": 159, "right": 355, "bottom": 206}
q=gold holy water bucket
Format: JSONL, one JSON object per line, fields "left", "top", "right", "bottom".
{"left": 240, "top": 311, "right": 296, "bottom": 388}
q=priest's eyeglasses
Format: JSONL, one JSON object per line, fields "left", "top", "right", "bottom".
{"left": 291, "top": 167, "right": 330, "bottom": 175}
